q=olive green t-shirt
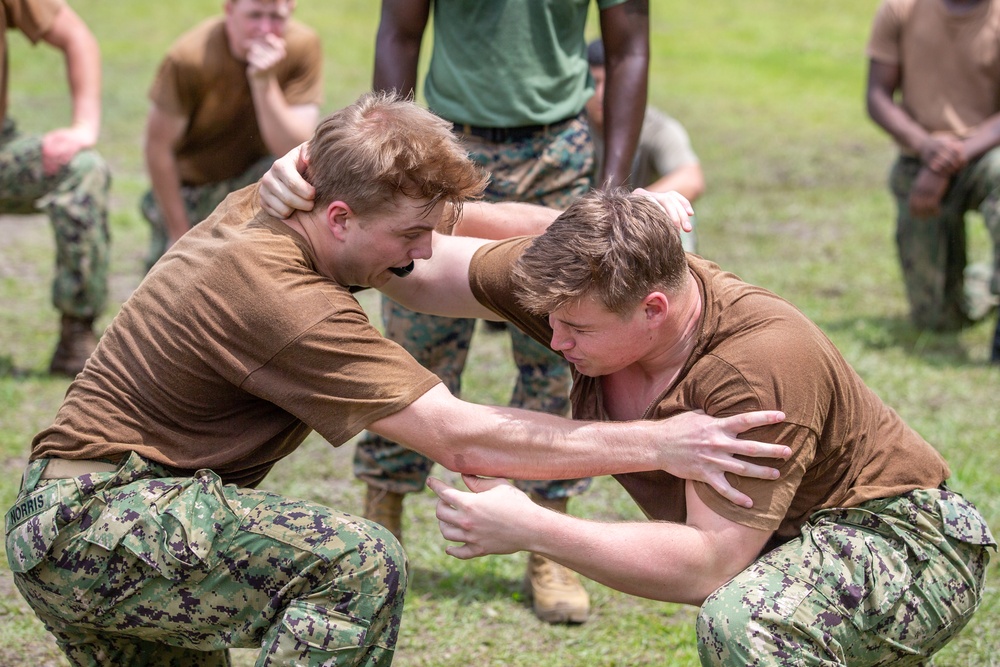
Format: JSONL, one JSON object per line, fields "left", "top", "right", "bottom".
{"left": 469, "top": 239, "right": 950, "bottom": 540}
{"left": 32, "top": 184, "right": 440, "bottom": 488}
{"left": 424, "top": 0, "right": 627, "bottom": 127}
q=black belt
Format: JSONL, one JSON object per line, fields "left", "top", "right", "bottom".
{"left": 452, "top": 113, "right": 578, "bottom": 144}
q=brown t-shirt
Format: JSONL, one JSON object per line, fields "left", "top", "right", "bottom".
{"left": 0, "top": 0, "right": 62, "bottom": 127}
{"left": 470, "top": 239, "right": 950, "bottom": 540}
{"left": 148, "top": 16, "right": 323, "bottom": 185}
{"left": 866, "top": 0, "right": 1000, "bottom": 141}
{"left": 31, "top": 184, "right": 440, "bottom": 488}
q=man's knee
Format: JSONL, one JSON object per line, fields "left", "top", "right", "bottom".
{"left": 265, "top": 519, "right": 407, "bottom": 663}
{"left": 42, "top": 149, "right": 110, "bottom": 219}
{"left": 696, "top": 584, "right": 751, "bottom": 667}
{"left": 65, "top": 149, "right": 110, "bottom": 194}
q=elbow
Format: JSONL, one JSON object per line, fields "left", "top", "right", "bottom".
{"left": 434, "top": 446, "right": 494, "bottom": 477}
{"left": 865, "top": 91, "right": 885, "bottom": 124}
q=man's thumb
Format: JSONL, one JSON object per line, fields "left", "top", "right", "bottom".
{"left": 461, "top": 474, "right": 510, "bottom": 494}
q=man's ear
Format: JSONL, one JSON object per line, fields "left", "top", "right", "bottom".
{"left": 643, "top": 292, "right": 670, "bottom": 326}
{"left": 327, "top": 200, "right": 352, "bottom": 241}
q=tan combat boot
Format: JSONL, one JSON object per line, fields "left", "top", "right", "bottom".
{"left": 49, "top": 315, "right": 98, "bottom": 377}
{"left": 524, "top": 496, "right": 590, "bottom": 624}
{"left": 364, "top": 485, "right": 404, "bottom": 542}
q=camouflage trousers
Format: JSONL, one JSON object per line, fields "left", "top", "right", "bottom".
{"left": 141, "top": 155, "right": 276, "bottom": 270}
{"left": 5, "top": 453, "right": 407, "bottom": 666}
{"left": 0, "top": 119, "right": 110, "bottom": 319}
{"left": 697, "top": 487, "right": 996, "bottom": 667}
{"left": 890, "top": 151, "right": 1000, "bottom": 331}
{"left": 355, "top": 114, "right": 594, "bottom": 500}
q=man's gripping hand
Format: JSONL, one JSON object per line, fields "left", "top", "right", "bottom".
{"left": 259, "top": 143, "right": 314, "bottom": 218}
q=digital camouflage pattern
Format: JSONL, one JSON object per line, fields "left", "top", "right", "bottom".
{"left": 354, "top": 114, "right": 595, "bottom": 501}
{"left": 6, "top": 453, "right": 407, "bottom": 666}
{"left": 0, "top": 119, "right": 110, "bottom": 320}
{"left": 141, "top": 154, "right": 276, "bottom": 270}
{"left": 697, "top": 487, "right": 995, "bottom": 667}
{"left": 890, "top": 149, "right": 1000, "bottom": 332}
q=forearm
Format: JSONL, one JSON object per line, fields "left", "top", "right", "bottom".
{"left": 146, "top": 147, "right": 191, "bottom": 242}
{"left": 646, "top": 164, "right": 705, "bottom": 203}
{"left": 523, "top": 512, "right": 737, "bottom": 605}
{"left": 371, "top": 386, "right": 665, "bottom": 480}
{"left": 249, "top": 79, "right": 318, "bottom": 156}
{"left": 451, "top": 201, "right": 560, "bottom": 239}
{"left": 372, "top": 0, "right": 426, "bottom": 93}
{"left": 961, "top": 114, "right": 1000, "bottom": 163}
{"left": 48, "top": 6, "right": 101, "bottom": 142}
{"left": 600, "top": 73, "right": 646, "bottom": 187}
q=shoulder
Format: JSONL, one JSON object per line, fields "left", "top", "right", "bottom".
{"left": 641, "top": 107, "right": 690, "bottom": 141}
{"left": 164, "top": 16, "right": 225, "bottom": 62}
{"left": 691, "top": 258, "right": 835, "bottom": 380}
{"left": 4, "top": 0, "right": 64, "bottom": 42}
{"left": 872, "top": 0, "right": 917, "bottom": 29}
{"left": 284, "top": 20, "right": 321, "bottom": 54}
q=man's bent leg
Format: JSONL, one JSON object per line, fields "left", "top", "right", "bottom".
{"left": 10, "top": 457, "right": 406, "bottom": 666}
{"left": 235, "top": 490, "right": 407, "bottom": 666}
{"left": 890, "top": 157, "right": 970, "bottom": 331}
{"left": 696, "top": 489, "right": 994, "bottom": 667}
{"left": 961, "top": 148, "right": 1000, "bottom": 322}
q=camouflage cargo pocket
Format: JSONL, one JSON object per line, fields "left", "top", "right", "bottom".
{"left": 81, "top": 468, "right": 240, "bottom": 583}
{"left": 805, "top": 508, "right": 914, "bottom": 632}
{"left": 5, "top": 480, "right": 76, "bottom": 573}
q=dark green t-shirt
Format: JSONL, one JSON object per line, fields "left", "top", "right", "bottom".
{"left": 424, "top": 0, "right": 628, "bottom": 127}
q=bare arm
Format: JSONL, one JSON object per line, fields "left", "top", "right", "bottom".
{"left": 373, "top": 0, "right": 430, "bottom": 94}
{"left": 246, "top": 34, "right": 320, "bottom": 155}
{"left": 382, "top": 190, "right": 694, "bottom": 318}
{"left": 645, "top": 162, "right": 706, "bottom": 203}
{"left": 380, "top": 232, "right": 496, "bottom": 319}
{"left": 866, "top": 59, "right": 930, "bottom": 157}
{"left": 38, "top": 4, "right": 101, "bottom": 175}
{"left": 144, "top": 105, "right": 194, "bottom": 247}
{"left": 431, "top": 475, "right": 770, "bottom": 603}
{"left": 377, "top": 384, "right": 788, "bottom": 507}
{"left": 598, "top": 0, "right": 649, "bottom": 187}
{"left": 450, "top": 201, "right": 560, "bottom": 239}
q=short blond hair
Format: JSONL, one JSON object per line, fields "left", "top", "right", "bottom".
{"left": 305, "top": 92, "right": 487, "bottom": 226}
{"left": 513, "top": 189, "right": 689, "bottom": 315}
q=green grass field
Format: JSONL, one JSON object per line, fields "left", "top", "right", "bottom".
{"left": 1, "top": 1, "right": 997, "bottom": 665}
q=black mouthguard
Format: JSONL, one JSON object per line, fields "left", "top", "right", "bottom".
{"left": 390, "top": 261, "right": 415, "bottom": 278}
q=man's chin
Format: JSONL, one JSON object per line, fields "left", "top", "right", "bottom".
{"left": 566, "top": 359, "right": 598, "bottom": 377}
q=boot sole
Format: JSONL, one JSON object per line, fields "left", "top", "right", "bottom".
{"left": 532, "top": 603, "right": 590, "bottom": 624}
